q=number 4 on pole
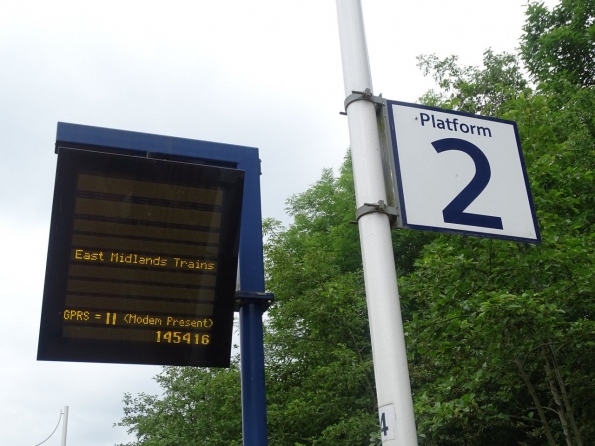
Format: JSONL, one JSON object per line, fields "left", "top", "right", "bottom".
{"left": 380, "top": 413, "right": 389, "bottom": 436}
{"left": 378, "top": 404, "right": 397, "bottom": 441}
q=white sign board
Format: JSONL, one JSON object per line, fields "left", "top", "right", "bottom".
{"left": 386, "top": 101, "right": 540, "bottom": 243}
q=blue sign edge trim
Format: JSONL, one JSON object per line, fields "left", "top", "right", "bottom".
{"left": 55, "top": 121, "right": 266, "bottom": 293}
{"left": 386, "top": 100, "right": 542, "bottom": 244}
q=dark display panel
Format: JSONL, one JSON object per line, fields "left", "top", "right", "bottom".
{"left": 37, "top": 148, "right": 244, "bottom": 367}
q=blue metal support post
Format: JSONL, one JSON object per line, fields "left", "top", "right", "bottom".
{"left": 235, "top": 152, "right": 272, "bottom": 446}
{"left": 236, "top": 295, "right": 272, "bottom": 446}
{"left": 240, "top": 303, "right": 266, "bottom": 444}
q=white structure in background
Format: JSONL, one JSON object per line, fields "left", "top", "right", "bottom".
{"left": 61, "top": 406, "right": 69, "bottom": 446}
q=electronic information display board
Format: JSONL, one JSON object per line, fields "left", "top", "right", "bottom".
{"left": 37, "top": 148, "right": 244, "bottom": 367}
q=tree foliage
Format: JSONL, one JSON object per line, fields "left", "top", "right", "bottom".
{"left": 262, "top": 161, "right": 377, "bottom": 445}
{"left": 117, "top": 2, "right": 595, "bottom": 445}
{"left": 116, "top": 365, "right": 243, "bottom": 445}
{"left": 521, "top": 0, "right": 595, "bottom": 87}
{"left": 407, "top": 3, "right": 595, "bottom": 442}
{"left": 417, "top": 49, "right": 528, "bottom": 115}
{"left": 261, "top": 156, "right": 432, "bottom": 445}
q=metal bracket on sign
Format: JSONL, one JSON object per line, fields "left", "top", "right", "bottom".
{"left": 350, "top": 200, "right": 399, "bottom": 225}
{"left": 340, "top": 88, "right": 385, "bottom": 115}
{"left": 234, "top": 291, "right": 275, "bottom": 312}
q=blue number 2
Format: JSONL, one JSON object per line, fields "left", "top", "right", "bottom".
{"left": 431, "top": 138, "right": 503, "bottom": 230}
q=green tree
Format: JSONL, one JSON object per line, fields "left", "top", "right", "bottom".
{"left": 417, "top": 49, "right": 528, "bottom": 116}
{"left": 262, "top": 160, "right": 375, "bottom": 445}
{"left": 407, "top": 47, "right": 595, "bottom": 446}
{"left": 262, "top": 156, "right": 430, "bottom": 445}
{"left": 116, "top": 364, "right": 243, "bottom": 445}
{"left": 521, "top": 0, "right": 595, "bottom": 88}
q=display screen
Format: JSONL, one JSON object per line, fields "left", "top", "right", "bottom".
{"left": 37, "top": 148, "right": 244, "bottom": 367}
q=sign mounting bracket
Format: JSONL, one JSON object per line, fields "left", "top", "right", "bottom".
{"left": 351, "top": 200, "right": 399, "bottom": 225}
{"left": 340, "top": 88, "right": 385, "bottom": 115}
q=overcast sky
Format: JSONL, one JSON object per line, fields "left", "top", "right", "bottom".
{"left": 0, "top": 1, "right": 557, "bottom": 445}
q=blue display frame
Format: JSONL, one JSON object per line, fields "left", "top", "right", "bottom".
{"left": 55, "top": 122, "right": 269, "bottom": 446}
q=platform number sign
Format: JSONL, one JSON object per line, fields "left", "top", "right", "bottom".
{"left": 386, "top": 101, "right": 540, "bottom": 243}
{"left": 379, "top": 404, "right": 396, "bottom": 442}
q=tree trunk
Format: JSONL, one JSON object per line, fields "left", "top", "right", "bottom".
{"left": 514, "top": 357, "right": 556, "bottom": 446}
{"left": 548, "top": 344, "right": 583, "bottom": 446}
{"left": 543, "top": 347, "right": 573, "bottom": 446}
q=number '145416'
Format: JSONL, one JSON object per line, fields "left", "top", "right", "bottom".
{"left": 156, "top": 331, "right": 210, "bottom": 345}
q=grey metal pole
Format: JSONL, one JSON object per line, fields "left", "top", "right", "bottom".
{"left": 61, "top": 406, "right": 68, "bottom": 446}
{"left": 335, "top": 1, "right": 418, "bottom": 445}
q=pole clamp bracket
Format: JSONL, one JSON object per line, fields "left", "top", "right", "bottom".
{"left": 234, "top": 291, "right": 275, "bottom": 312}
{"left": 340, "top": 88, "right": 385, "bottom": 115}
{"left": 350, "top": 200, "right": 398, "bottom": 225}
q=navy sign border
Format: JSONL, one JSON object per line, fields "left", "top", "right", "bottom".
{"left": 386, "top": 100, "right": 541, "bottom": 244}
